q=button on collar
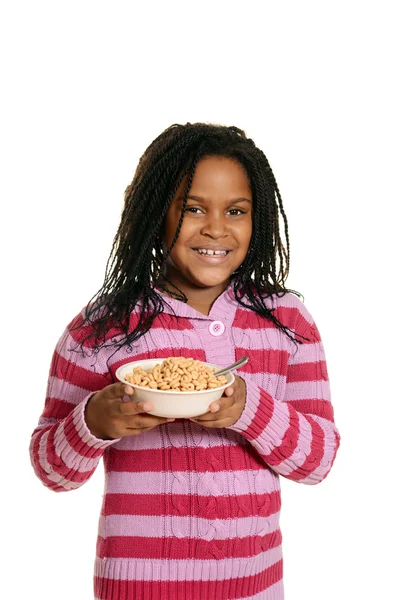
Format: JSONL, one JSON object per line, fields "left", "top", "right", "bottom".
{"left": 209, "top": 321, "right": 225, "bottom": 336}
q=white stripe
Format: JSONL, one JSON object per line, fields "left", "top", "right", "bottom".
{"left": 106, "top": 468, "right": 280, "bottom": 496}
{"left": 285, "top": 379, "right": 330, "bottom": 400}
{"left": 47, "top": 376, "right": 91, "bottom": 406}
{"left": 111, "top": 420, "right": 250, "bottom": 451}
{"left": 94, "top": 580, "right": 283, "bottom": 600}
{"left": 94, "top": 546, "right": 282, "bottom": 581}
{"left": 288, "top": 341, "right": 326, "bottom": 365}
{"left": 37, "top": 428, "right": 81, "bottom": 490}
{"left": 297, "top": 414, "right": 339, "bottom": 484}
{"left": 99, "top": 511, "right": 280, "bottom": 540}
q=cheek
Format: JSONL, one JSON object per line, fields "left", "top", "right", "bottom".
{"left": 162, "top": 209, "right": 180, "bottom": 247}
{"left": 236, "top": 221, "right": 252, "bottom": 249}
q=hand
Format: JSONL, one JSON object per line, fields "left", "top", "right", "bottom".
{"left": 189, "top": 375, "right": 246, "bottom": 428}
{"left": 84, "top": 382, "right": 174, "bottom": 440}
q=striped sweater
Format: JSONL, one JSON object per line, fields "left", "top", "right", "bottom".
{"left": 30, "top": 282, "right": 340, "bottom": 600}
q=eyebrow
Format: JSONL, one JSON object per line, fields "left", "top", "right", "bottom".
{"left": 178, "top": 195, "right": 252, "bottom": 204}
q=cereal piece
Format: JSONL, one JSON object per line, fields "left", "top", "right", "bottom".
{"left": 125, "top": 357, "right": 227, "bottom": 392}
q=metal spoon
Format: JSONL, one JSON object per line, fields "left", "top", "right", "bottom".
{"left": 214, "top": 356, "right": 249, "bottom": 377}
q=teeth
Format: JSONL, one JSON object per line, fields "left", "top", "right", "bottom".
{"left": 196, "top": 249, "right": 228, "bottom": 256}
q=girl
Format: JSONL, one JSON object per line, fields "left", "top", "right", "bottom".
{"left": 30, "top": 122, "right": 340, "bottom": 600}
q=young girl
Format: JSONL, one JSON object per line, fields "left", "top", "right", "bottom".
{"left": 30, "top": 122, "right": 340, "bottom": 600}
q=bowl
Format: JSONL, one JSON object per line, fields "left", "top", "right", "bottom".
{"left": 115, "top": 359, "right": 235, "bottom": 418}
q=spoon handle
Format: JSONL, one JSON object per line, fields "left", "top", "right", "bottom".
{"left": 214, "top": 356, "right": 249, "bottom": 377}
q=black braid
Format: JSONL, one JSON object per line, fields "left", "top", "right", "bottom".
{"left": 68, "top": 122, "right": 310, "bottom": 366}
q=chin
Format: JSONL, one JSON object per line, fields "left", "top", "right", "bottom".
{"left": 189, "top": 274, "right": 231, "bottom": 288}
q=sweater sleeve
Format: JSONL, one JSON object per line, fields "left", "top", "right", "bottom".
{"left": 29, "top": 312, "right": 121, "bottom": 492}
{"left": 227, "top": 305, "right": 340, "bottom": 485}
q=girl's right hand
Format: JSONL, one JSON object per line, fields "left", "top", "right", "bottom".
{"left": 84, "top": 382, "right": 173, "bottom": 440}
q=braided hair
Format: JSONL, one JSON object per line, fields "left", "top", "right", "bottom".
{"left": 69, "top": 122, "right": 309, "bottom": 361}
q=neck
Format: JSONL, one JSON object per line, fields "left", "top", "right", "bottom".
{"left": 156, "top": 270, "right": 231, "bottom": 309}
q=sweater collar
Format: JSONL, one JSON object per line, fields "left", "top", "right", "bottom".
{"left": 152, "top": 281, "right": 238, "bottom": 321}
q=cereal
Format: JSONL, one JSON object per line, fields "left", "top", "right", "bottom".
{"left": 124, "top": 357, "right": 228, "bottom": 391}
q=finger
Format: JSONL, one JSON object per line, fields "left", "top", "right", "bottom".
{"left": 208, "top": 395, "right": 235, "bottom": 414}
{"left": 192, "top": 405, "right": 234, "bottom": 422}
{"left": 119, "top": 398, "right": 153, "bottom": 415}
{"left": 224, "top": 387, "right": 235, "bottom": 397}
{"left": 104, "top": 382, "right": 135, "bottom": 401}
{"left": 224, "top": 375, "right": 240, "bottom": 395}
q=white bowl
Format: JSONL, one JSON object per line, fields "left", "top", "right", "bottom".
{"left": 115, "top": 359, "right": 235, "bottom": 418}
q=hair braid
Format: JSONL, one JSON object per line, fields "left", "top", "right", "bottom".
{"left": 69, "top": 122, "right": 309, "bottom": 366}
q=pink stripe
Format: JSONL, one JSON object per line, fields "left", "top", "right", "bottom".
{"left": 31, "top": 428, "right": 69, "bottom": 492}
{"left": 50, "top": 350, "right": 111, "bottom": 390}
{"left": 287, "top": 414, "right": 325, "bottom": 482}
{"left": 47, "top": 425, "right": 97, "bottom": 483}
{"left": 94, "top": 559, "right": 283, "bottom": 599}
{"left": 94, "top": 546, "right": 282, "bottom": 581}
{"left": 260, "top": 398, "right": 291, "bottom": 449}
{"left": 230, "top": 349, "right": 289, "bottom": 376}
{"left": 96, "top": 529, "right": 282, "bottom": 560}
{"left": 95, "top": 580, "right": 284, "bottom": 600}
{"left": 286, "top": 360, "right": 328, "bottom": 382}
{"left": 100, "top": 512, "right": 280, "bottom": 539}
{"left": 106, "top": 468, "right": 280, "bottom": 496}
{"left": 285, "top": 379, "right": 331, "bottom": 400}
{"left": 296, "top": 414, "right": 340, "bottom": 484}
{"left": 234, "top": 325, "right": 291, "bottom": 348}
{"left": 110, "top": 421, "right": 248, "bottom": 451}
{"left": 46, "top": 377, "right": 92, "bottom": 406}
{"left": 109, "top": 345, "right": 207, "bottom": 378}
{"left": 104, "top": 491, "right": 281, "bottom": 519}
{"left": 54, "top": 425, "right": 104, "bottom": 473}
{"left": 54, "top": 325, "right": 105, "bottom": 367}
{"left": 41, "top": 397, "right": 76, "bottom": 420}
{"left": 106, "top": 443, "right": 266, "bottom": 473}
{"left": 238, "top": 580, "right": 284, "bottom": 600}
{"left": 288, "top": 341, "right": 326, "bottom": 365}
{"left": 285, "top": 399, "right": 334, "bottom": 422}
{"left": 260, "top": 411, "right": 311, "bottom": 475}
{"left": 232, "top": 305, "right": 300, "bottom": 331}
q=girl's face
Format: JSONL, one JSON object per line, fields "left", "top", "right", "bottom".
{"left": 161, "top": 156, "right": 253, "bottom": 296}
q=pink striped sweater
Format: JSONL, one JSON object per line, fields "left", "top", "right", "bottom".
{"left": 30, "top": 282, "right": 340, "bottom": 599}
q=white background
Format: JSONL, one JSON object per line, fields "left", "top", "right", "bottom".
{"left": 2, "top": 1, "right": 399, "bottom": 598}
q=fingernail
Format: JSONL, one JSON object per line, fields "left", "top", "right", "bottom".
{"left": 212, "top": 404, "right": 220, "bottom": 412}
{"left": 143, "top": 402, "right": 152, "bottom": 411}
{"left": 122, "top": 395, "right": 131, "bottom": 403}
{"left": 166, "top": 418, "right": 175, "bottom": 422}
{"left": 124, "top": 386, "right": 134, "bottom": 395}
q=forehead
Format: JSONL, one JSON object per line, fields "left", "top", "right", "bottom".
{"left": 174, "top": 156, "right": 252, "bottom": 201}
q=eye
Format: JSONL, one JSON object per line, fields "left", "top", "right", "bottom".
{"left": 184, "top": 207, "right": 246, "bottom": 216}
{"left": 228, "top": 208, "right": 245, "bottom": 216}
{"left": 184, "top": 207, "right": 202, "bottom": 214}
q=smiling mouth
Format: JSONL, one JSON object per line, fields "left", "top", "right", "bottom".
{"left": 192, "top": 249, "right": 232, "bottom": 256}
{"left": 191, "top": 248, "right": 232, "bottom": 263}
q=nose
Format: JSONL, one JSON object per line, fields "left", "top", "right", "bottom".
{"left": 200, "top": 212, "right": 229, "bottom": 238}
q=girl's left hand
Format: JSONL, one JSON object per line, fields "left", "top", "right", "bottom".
{"left": 189, "top": 375, "right": 246, "bottom": 428}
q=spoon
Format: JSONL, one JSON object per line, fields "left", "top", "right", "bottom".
{"left": 214, "top": 356, "right": 249, "bottom": 377}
